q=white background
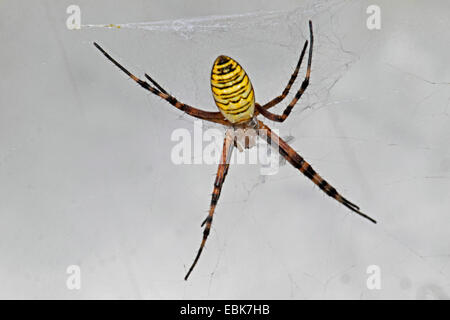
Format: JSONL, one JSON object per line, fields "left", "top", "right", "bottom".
{"left": 0, "top": 0, "right": 449, "bottom": 299}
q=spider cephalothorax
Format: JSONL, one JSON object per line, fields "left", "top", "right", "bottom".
{"left": 94, "top": 20, "right": 376, "bottom": 281}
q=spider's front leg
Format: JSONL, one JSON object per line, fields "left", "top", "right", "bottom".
{"left": 93, "top": 42, "right": 229, "bottom": 125}
{"left": 185, "top": 129, "right": 235, "bottom": 280}
{"left": 257, "top": 20, "right": 313, "bottom": 122}
{"left": 257, "top": 120, "right": 376, "bottom": 224}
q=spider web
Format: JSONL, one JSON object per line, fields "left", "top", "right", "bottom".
{"left": 83, "top": 0, "right": 356, "bottom": 169}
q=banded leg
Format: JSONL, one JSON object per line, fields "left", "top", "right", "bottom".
{"left": 257, "top": 120, "right": 376, "bottom": 223}
{"left": 185, "top": 130, "right": 235, "bottom": 280}
{"left": 257, "top": 20, "right": 313, "bottom": 122}
{"left": 258, "top": 40, "right": 308, "bottom": 111}
{"left": 145, "top": 73, "right": 168, "bottom": 94}
{"left": 93, "top": 42, "right": 229, "bottom": 125}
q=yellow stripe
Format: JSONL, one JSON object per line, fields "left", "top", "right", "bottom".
{"left": 211, "top": 72, "right": 246, "bottom": 89}
{"left": 213, "top": 59, "right": 234, "bottom": 69}
{"left": 214, "top": 84, "right": 253, "bottom": 109}
{"left": 211, "top": 65, "right": 241, "bottom": 81}
{"left": 211, "top": 75, "right": 249, "bottom": 98}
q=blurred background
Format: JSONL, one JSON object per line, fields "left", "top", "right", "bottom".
{"left": 0, "top": 0, "right": 449, "bottom": 299}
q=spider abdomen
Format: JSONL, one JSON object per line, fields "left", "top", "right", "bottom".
{"left": 211, "top": 55, "right": 255, "bottom": 124}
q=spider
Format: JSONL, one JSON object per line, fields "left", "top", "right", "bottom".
{"left": 94, "top": 20, "right": 376, "bottom": 281}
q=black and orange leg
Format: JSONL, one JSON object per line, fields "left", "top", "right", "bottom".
{"left": 257, "top": 20, "right": 313, "bottom": 122}
{"left": 257, "top": 39, "right": 308, "bottom": 112}
{"left": 257, "top": 121, "right": 376, "bottom": 224}
{"left": 184, "top": 130, "right": 235, "bottom": 280}
{"left": 93, "top": 42, "right": 229, "bottom": 125}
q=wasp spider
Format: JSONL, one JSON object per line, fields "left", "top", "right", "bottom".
{"left": 94, "top": 21, "right": 376, "bottom": 280}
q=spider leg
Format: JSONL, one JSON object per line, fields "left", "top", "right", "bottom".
{"left": 93, "top": 42, "right": 229, "bottom": 125}
{"left": 257, "top": 120, "right": 376, "bottom": 224}
{"left": 185, "top": 130, "right": 235, "bottom": 280}
{"left": 144, "top": 73, "right": 168, "bottom": 94}
{"left": 257, "top": 20, "right": 313, "bottom": 122}
{"left": 258, "top": 40, "right": 308, "bottom": 111}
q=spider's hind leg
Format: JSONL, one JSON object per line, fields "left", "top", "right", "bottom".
{"left": 185, "top": 129, "right": 235, "bottom": 280}
{"left": 257, "top": 120, "right": 376, "bottom": 224}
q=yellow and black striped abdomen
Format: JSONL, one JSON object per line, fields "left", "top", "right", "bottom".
{"left": 211, "top": 55, "right": 255, "bottom": 124}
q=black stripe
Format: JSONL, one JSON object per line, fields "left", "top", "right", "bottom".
{"left": 211, "top": 193, "right": 219, "bottom": 205}
{"left": 301, "top": 79, "right": 309, "bottom": 90}
{"left": 227, "top": 107, "right": 251, "bottom": 116}
{"left": 215, "top": 65, "right": 237, "bottom": 75}
{"left": 217, "top": 85, "right": 252, "bottom": 101}
{"left": 282, "top": 106, "right": 293, "bottom": 116}
{"left": 217, "top": 87, "right": 248, "bottom": 100}
{"left": 226, "top": 104, "right": 251, "bottom": 115}
{"left": 204, "top": 216, "right": 213, "bottom": 224}
{"left": 303, "top": 164, "right": 316, "bottom": 179}
{"left": 211, "top": 71, "right": 241, "bottom": 84}
{"left": 166, "top": 96, "right": 177, "bottom": 104}
{"left": 211, "top": 75, "right": 246, "bottom": 90}
{"left": 214, "top": 84, "right": 246, "bottom": 96}
{"left": 326, "top": 186, "right": 337, "bottom": 198}
{"left": 318, "top": 179, "right": 328, "bottom": 191}
{"left": 216, "top": 56, "right": 230, "bottom": 65}
{"left": 216, "top": 96, "right": 252, "bottom": 111}
{"left": 279, "top": 147, "right": 289, "bottom": 158}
